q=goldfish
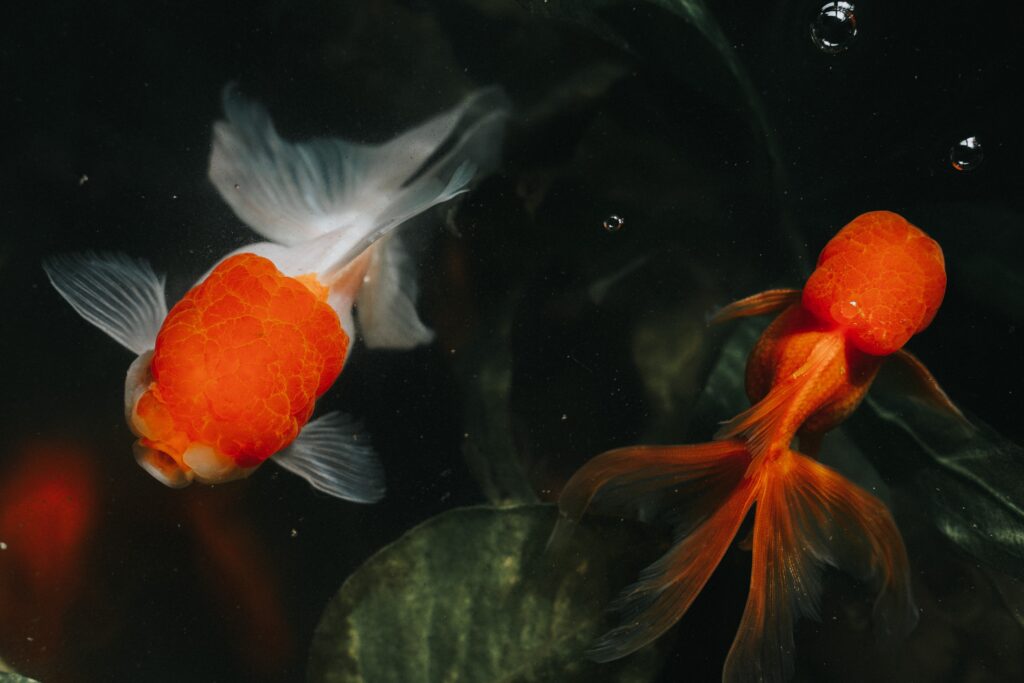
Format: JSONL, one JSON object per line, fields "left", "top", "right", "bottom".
{"left": 44, "top": 86, "right": 508, "bottom": 500}
{"left": 552, "top": 211, "right": 965, "bottom": 681}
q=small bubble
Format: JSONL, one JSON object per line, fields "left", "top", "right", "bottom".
{"left": 811, "top": 2, "right": 857, "bottom": 54}
{"left": 290, "top": 528, "right": 298, "bottom": 538}
{"left": 950, "top": 136, "right": 983, "bottom": 171}
{"left": 603, "top": 214, "right": 625, "bottom": 232}
{"left": 233, "top": 183, "right": 240, "bottom": 190}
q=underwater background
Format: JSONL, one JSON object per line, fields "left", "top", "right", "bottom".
{"left": 2, "top": 1, "right": 1023, "bottom": 681}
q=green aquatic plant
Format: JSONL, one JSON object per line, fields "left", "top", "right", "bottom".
{"left": 308, "top": 505, "right": 667, "bottom": 683}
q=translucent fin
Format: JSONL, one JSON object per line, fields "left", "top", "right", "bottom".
{"left": 355, "top": 233, "right": 435, "bottom": 349}
{"left": 710, "top": 289, "right": 802, "bottom": 325}
{"left": 209, "top": 85, "right": 509, "bottom": 265}
{"left": 549, "top": 440, "right": 751, "bottom": 553}
{"left": 716, "top": 334, "right": 844, "bottom": 458}
{"left": 588, "top": 477, "right": 758, "bottom": 662}
{"left": 723, "top": 451, "right": 917, "bottom": 682}
{"left": 548, "top": 441, "right": 754, "bottom": 661}
{"left": 319, "top": 98, "right": 509, "bottom": 282}
{"left": 885, "top": 349, "right": 969, "bottom": 425}
{"left": 43, "top": 252, "right": 167, "bottom": 354}
{"left": 272, "top": 412, "right": 385, "bottom": 503}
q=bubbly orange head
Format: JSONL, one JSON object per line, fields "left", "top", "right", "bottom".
{"left": 131, "top": 253, "right": 347, "bottom": 481}
{"left": 801, "top": 211, "right": 946, "bottom": 355}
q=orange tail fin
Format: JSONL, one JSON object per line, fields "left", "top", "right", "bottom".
{"left": 724, "top": 450, "right": 917, "bottom": 682}
{"left": 549, "top": 441, "right": 750, "bottom": 552}
{"left": 550, "top": 441, "right": 754, "bottom": 661}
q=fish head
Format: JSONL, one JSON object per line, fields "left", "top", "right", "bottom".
{"left": 123, "top": 352, "right": 254, "bottom": 488}
{"left": 802, "top": 211, "right": 947, "bottom": 355}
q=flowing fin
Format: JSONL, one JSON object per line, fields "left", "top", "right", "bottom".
{"left": 272, "top": 412, "right": 384, "bottom": 503}
{"left": 588, "top": 477, "right": 757, "bottom": 662}
{"left": 549, "top": 440, "right": 750, "bottom": 553}
{"left": 318, "top": 104, "right": 507, "bottom": 281}
{"left": 723, "top": 451, "right": 917, "bottom": 682}
{"left": 209, "top": 85, "right": 509, "bottom": 279}
{"left": 710, "top": 289, "right": 802, "bottom": 325}
{"left": 885, "top": 349, "right": 969, "bottom": 426}
{"left": 355, "top": 233, "right": 434, "bottom": 349}
{"left": 716, "top": 334, "right": 843, "bottom": 459}
{"left": 43, "top": 252, "right": 167, "bottom": 354}
{"left": 548, "top": 441, "right": 754, "bottom": 661}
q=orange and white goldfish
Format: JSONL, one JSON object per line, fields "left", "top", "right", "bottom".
{"left": 553, "top": 211, "right": 964, "bottom": 680}
{"left": 44, "top": 86, "right": 508, "bottom": 501}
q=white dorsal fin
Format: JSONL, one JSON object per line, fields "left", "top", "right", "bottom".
{"left": 43, "top": 252, "right": 167, "bottom": 354}
{"left": 272, "top": 412, "right": 385, "bottom": 503}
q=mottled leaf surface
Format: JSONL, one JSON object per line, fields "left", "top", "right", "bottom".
{"left": 308, "top": 505, "right": 666, "bottom": 683}
{"left": 0, "top": 672, "right": 40, "bottom": 683}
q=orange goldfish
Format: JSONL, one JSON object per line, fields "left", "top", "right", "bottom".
{"left": 44, "top": 86, "right": 508, "bottom": 500}
{"left": 553, "top": 211, "right": 964, "bottom": 680}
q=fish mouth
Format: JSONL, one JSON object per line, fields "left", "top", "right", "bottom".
{"left": 133, "top": 441, "right": 194, "bottom": 488}
{"left": 133, "top": 440, "right": 254, "bottom": 488}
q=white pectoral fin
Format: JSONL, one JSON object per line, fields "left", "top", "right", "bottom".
{"left": 43, "top": 252, "right": 167, "bottom": 355}
{"left": 355, "top": 234, "right": 434, "bottom": 349}
{"left": 272, "top": 412, "right": 385, "bottom": 503}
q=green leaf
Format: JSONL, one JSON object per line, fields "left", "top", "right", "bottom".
{"left": 868, "top": 385, "right": 1024, "bottom": 579}
{"left": 308, "top": 504, "right": 667, "bottom": 683}
{"left": 0, "top": 671, "right": 41, "bottom": 683}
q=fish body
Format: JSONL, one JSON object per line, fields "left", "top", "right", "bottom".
{"left": 127, "top": 252, "right": 349, "bottom": 486}
{"left": 554, "top": 211, "right": 961, "bottom": 680}
{"left": 46, "top": 86, "right": 508, "bottom": 500}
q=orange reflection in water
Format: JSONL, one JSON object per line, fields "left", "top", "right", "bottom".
{"left": 0, "top": 441, "right": 98, "bottom": 668}
{"left": 186, "top": 494, "right": 295, "bottom": 678}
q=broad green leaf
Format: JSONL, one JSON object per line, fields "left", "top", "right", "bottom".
{"left": 0, "top": 670, "right": 40, "bottom": 683}
{"left": 308, "top": 504, "right": 666, "bottom": 683}
{"left": 868, "top": 387, "right": 1024, "bottom": 580}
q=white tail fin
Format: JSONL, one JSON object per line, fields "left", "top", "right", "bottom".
{"left": 208, "top": 85, "right": 509, "bottom": 346}
{"left": 208, "top": 85, "right": 509, "bottom": 272}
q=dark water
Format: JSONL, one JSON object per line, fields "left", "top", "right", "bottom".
{"left": 2, "top": 1, "right": 1023, "bottom": 682}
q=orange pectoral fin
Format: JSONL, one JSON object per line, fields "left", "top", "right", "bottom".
{"left": 885, "top": 349, "right": 970, "bottom": 426}
{"left": 723, "top": 451, "right": 917, "bottom": 683}
{"left": 709, "top": 289, "right": 802, "bottom": 326}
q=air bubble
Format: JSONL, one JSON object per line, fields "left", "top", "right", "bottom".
{"left": 603, "top": 215, "right": 625, "bottom": 232}
{"left": 950, "top": 136, "right": 983, "bottom": 172}
{"left": 811, "top": 2, "right": 857, "bottom": 54}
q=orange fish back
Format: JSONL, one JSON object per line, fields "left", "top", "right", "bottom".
{"left": 137, "top": 253, "right": 347, "bottom": 467}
